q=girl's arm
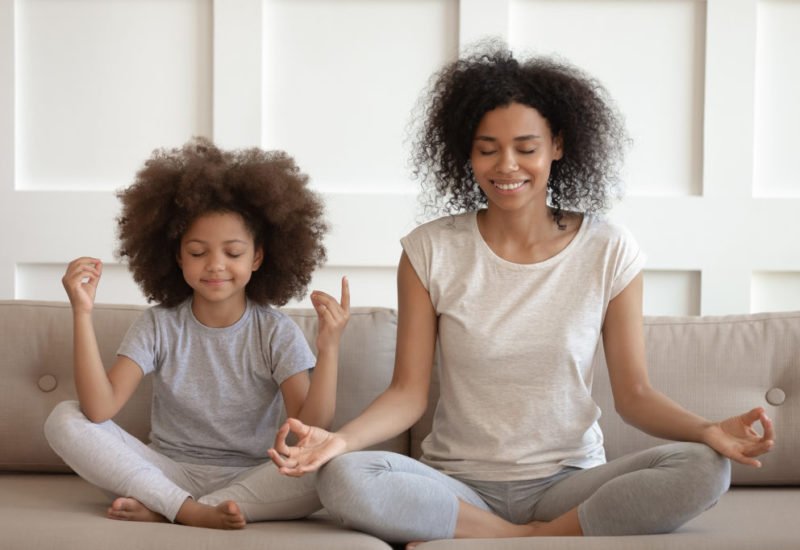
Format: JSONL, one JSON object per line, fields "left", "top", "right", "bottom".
{"left": 269, "top": 252, "right": 437, "bottom": 475}
{"left": 603, "top": 271, "right": 774, "bottom": 466}
{"left": 280, "top": 277, "right": 350, "bottom": 430}
{"left": 63, "top": 257, "right": 143, "bottom": 423}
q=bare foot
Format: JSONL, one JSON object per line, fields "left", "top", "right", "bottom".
{"left": 175, "top": 499, "right": 246, "bottom": 530}
{"left": 406, "top": 542, "right": 425, "bottom": 549}
{"left": 108, "top": 497, "right": 168, "bottom": 523}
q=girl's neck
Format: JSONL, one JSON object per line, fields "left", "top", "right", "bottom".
{"left": 190, "top": 294, "right": 248, "bottom": 328}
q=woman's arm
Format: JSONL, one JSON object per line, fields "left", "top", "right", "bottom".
{"left": 603, "top": 271, "right": 774, "bottom": 466}
{"left": 269, "top": 252, "right": 437, "bottom": 475}
{"left": 63, "top": 257, "right": 143, "bottom": 422}
{"left": 281, "top": 277, "right": 350, "bottom": 429}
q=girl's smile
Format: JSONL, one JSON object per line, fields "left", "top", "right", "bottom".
{"left": 177, "top": 211, "right": 263, "bottom": 326}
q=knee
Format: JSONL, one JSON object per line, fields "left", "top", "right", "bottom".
{"left": 317, "top": 452, "right": 391, "bottom": 524}
{"left": 677, "top": 443, "right": 731, "bottom": 503}
{"left": 43, "top": 400, "right": 86, "bottom": 450}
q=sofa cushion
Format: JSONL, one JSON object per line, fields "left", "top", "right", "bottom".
{"left": 0, "top": 474, "right": 392, "bottom": 549}
{"left": 0, "top": 300, "right": 402, "bottom": 472}
{"left": 411, "top": 311, "right": 799, "bottom": 486}
{"left": 593, "top": 311, "right": 799, "bottom": 485}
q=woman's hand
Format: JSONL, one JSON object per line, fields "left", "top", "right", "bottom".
{"left": 310, "top": 277, "right": 350, "bottom": 354}
{"left": 62, "top": 257, "right": 102, "bottom": 314}
{"left": 702, "top": 407, "right": 775, "bottom": 467}
{"left": 268, "top": 418, "right": 348, "bottom": 477}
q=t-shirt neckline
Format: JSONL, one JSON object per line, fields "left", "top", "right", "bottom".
{"left": 470, "top": 210, "right": 588, "bottom": 269}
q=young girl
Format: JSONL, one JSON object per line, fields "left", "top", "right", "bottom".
{"left": 268, "top": 45, "right": 774, "bottom": 545}
{"left": 45, "top": 138, "right": 350, "bottom": 530}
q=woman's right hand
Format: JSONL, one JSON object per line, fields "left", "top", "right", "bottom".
{"left": 268, "top": 418, "right": 348, "bottom": 477}
{"left": 62, "top": 257, "right": 102, "bottom": 313}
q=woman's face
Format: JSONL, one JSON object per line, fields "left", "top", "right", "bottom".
{"left": 470, "top": 102, "right": 563, "bottom": 214}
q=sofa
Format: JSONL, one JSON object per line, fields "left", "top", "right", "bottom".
{"left": 1, "top": 299, "right": 798, "bottom": 550}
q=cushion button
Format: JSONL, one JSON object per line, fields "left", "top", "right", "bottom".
{"left": 765, "top": 387, "right": 785, "bottom": 406}
{"left": 38, "top": 374, "right": 58, "bottom": 392}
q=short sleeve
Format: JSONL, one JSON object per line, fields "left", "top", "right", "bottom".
{"left": 609, "top": 224, "right": 646, "bottom": 300}
{"left": 116, "top": 308, "right": 158, "bottom": 375}
{"left": 266, "top": 315, "right": 316, "bottom": 386}
{"left": 400, "top": 224, "right": 433, "bottom": 292}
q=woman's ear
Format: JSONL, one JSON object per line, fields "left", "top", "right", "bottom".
{"left": 252, "top": 246, "right": 264, "bottom": 271}
{"left": 553, "top": 131, "right": 564, "bottom": 161}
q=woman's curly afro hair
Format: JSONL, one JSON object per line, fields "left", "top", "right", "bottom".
{"left": 412, "top": 42, "right": 629, "bottom": 227}
{"left": 116, "top": 137, "right": 327, "bottom": 307}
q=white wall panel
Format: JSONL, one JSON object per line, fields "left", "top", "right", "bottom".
{"left": 1, "top": 0, "right": 799, "bottom": 318}
{"left": 16, "top": 262, "right": 147, "bottom": 305}
{"left": 15, "top": 0, "right": 212, "bottom": 190}
{"left": 509, "top": 0, "right": 706, "bottom": 197}
{"left": 754, "top": 0, "right": 800, "bottom": 197}
{"left": 261, "top": 0, "right": 458, "bottom": 192}
{"left": 751, "top": 272, "right": 800, "bottom": 313}
{"left": 643, "top": 270, "right": 701, "bottom": 316}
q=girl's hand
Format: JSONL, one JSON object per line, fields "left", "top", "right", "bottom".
{"left": 702, "top": 407, "right": 775, "bottom": 467}
{"left": 310, "top": 277, "right": 350, "bottom": 354}
{"left": 62, "top": 257, "right": 103, "bottom": 314}
{"left": 268, "top": 418, "right": 347, "bottom": 477}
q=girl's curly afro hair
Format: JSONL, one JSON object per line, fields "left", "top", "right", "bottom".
{"left": 116, "top": 137, "right": 327, "bottom": 307}
{"left": 412, "top": 42, "right": 629, "bottom": 227}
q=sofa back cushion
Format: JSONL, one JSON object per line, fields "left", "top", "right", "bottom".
{"left": 0, "top": 301, "right": 401, "bottom": 472}
{"left": 411, "top": 312, "right": 800, "bottom": 486}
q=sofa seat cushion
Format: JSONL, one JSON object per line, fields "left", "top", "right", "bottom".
{"left": 0, "top": 474, "right": 391, "bottom": 550}
{"left": 411, "top": 487, "right": 800, "bottom": 550}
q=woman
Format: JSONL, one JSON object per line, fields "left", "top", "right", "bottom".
{"left": 268, "top": 45, "right": 774, "bottom": 545}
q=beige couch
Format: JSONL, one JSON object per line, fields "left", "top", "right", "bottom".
{"left": 1, "top": 300, "right": 798, "bottom": 549}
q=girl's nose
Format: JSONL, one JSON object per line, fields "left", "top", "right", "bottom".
{"left": 206, "top": 252, "right": 224, "bottom": 271}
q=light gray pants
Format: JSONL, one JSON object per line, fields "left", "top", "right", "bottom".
{"left": 44, "top": 401, "right": 321, "bottom": 523}
{"left": 317, "top": 443, "right": 731, "bottom": 542}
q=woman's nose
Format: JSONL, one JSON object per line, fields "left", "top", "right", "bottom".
{"left": 496, "top": 151, "right": 518, "bottom": 173}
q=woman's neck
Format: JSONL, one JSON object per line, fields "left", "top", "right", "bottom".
{"left": 476, "top": 206, "right": 581, "bottom": 264}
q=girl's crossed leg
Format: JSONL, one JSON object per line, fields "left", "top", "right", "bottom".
{"left": 44, "top": 400, "right": 320, "bottom": 528}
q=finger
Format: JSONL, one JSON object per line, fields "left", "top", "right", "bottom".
{"left": 267, "top": 448, "right": 289, "bottom": 467}
{"left": 310, "top": 292, "right": 334, "bottom": 315}
{"left": 733, "top": 453, "right": 762, "bottom": 468}
{"left": 741, "top": 407, "right": 765, "bottom": 426}
{"left": 272, "top": 422, "right": 292, "bottom": 455}
{"left": 286, "top": 417, "right": 311, "bottom": 440}
{"left": 760, "top": 411, "right": 775, "bottom": 443}
{"left": 340, "top": 276, "right": 350, "bottom": 313}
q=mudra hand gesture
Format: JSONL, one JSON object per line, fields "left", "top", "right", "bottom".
{"left": 268, "top": 418, "right": 347, "bottom": 476}
{"left": 703, "top": 407, "right": 775, "bottom": 468}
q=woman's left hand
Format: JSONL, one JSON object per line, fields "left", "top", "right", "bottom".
{"left": 702, "top": 407, "right": 775, "bottom": 467}
{"left": 310, "top": 276, "right": 350, "bottom": 354}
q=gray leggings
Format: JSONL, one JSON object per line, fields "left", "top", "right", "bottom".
{"left": 317, "top": 443, "right": 731, "bottom": 542}
{"left": 44, "top": 401, "right": 321, "bottom": 522}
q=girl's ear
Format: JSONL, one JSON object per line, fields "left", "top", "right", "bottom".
{"left": 176, "top": 251, "right": 183, "bottom": 268}
{"left": 252, "top": 246, "right": 264, "bottom": 272}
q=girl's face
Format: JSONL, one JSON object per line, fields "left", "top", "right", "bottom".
{"left": 470, "top": 102, "right": 563, "bottom": 215}
{"left": 177, "top": 211, "right": 263, "bottom": 315}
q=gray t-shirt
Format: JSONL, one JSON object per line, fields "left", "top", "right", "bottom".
{"left": 401, "top": 212, "right": 645, "bottom": 481}
{"left": 117, "top": 298, "right": 315, "bottom": 467}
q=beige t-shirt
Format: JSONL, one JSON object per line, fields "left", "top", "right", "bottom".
{"left": 401, "top": 211, "right": 645, "bottom": 481}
